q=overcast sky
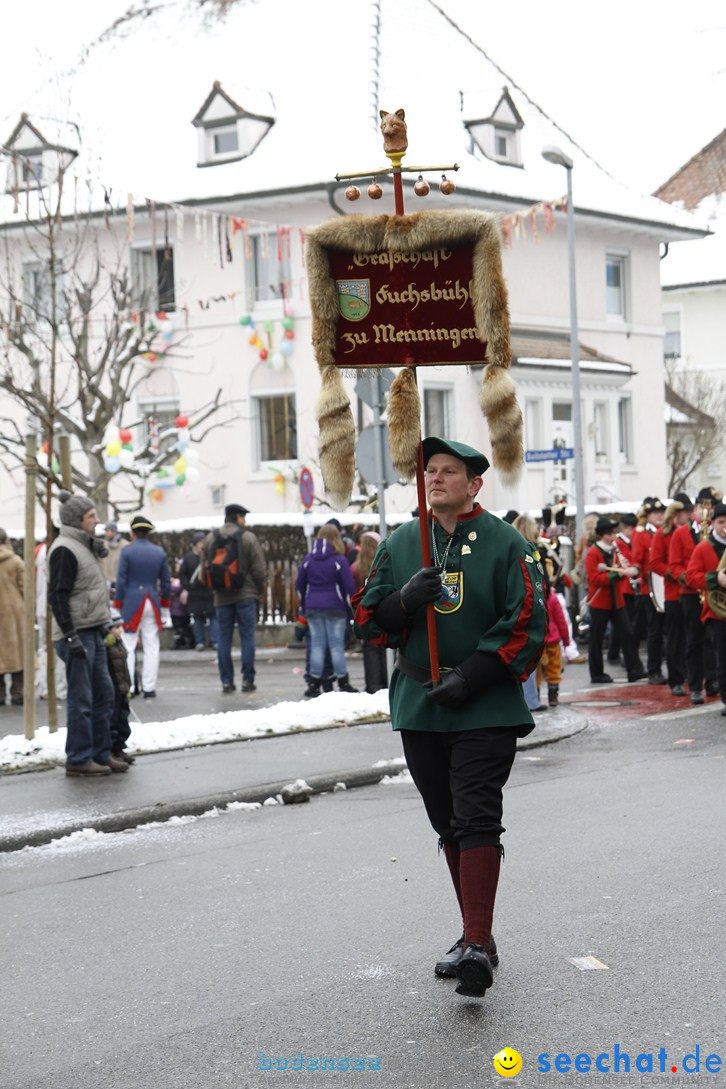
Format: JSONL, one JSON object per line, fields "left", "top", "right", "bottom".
{"left": 2, "top": 0, "right": 724, "bottom": 196}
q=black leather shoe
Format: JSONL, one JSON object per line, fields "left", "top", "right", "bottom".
{"left": 705, "top": 683, "right": 719, "bottom": 697}
{"left": 590, "top": 674, "right": 613, "bottom": 684}
{"left": 628, "top": 670, "right": 646, "bottom": 682}
{"left": 222, "top": 684, "right": 236, "bottom": 694}
{"left": 242, "top": 681, "right": 257, "bottom": 693}
{"left": 690, "top": 691, "right": 705, "bottom": 705}
{"left": 648, "top": 674, "right": 667, "bottom": 686}
{"left": 142, "top": 690, "right": 156, "bottom": 699}
{"left": 670, "top": 685, "right": 687, "bottom": 696}
{"left": 113, "top": 750, "right": 136, "bottom": 764}
{"left": 435, "top": 935, "right": 498, "bottom": 977}
{"left": 455, "top": 943, "right": 494, "bottom": 997}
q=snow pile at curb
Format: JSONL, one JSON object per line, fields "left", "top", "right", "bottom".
{"left": 0, "top": 690, "right": 390, "bottom": 771}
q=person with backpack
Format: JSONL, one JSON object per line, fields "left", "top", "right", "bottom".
{"left": 202, "top": 504, "right": 266, "bottom": 694}
{"left": 180, "top": 531, "right": 218, "bottom": 650}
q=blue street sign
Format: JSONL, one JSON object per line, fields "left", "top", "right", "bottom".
{"left": 524, "top": 447, "right": 574, "bottom": 463}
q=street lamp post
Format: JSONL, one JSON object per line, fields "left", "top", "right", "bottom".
{"left": 542, "top": 146, "right": 586, "bottom": 553}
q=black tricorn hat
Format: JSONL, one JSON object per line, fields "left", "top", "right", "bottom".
{"left": 672, "top": 491, "right": 694, "bottom": 512}
{"left": 596, "top": 516, "right": 618, "bottom": 536}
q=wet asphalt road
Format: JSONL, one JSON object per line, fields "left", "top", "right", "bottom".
{"left": 2, "top": 702, "right": 724, "bottom": 1089}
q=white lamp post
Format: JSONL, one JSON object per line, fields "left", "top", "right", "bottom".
{"left": 541, "top": 146, "right": 585, "bottom": 550}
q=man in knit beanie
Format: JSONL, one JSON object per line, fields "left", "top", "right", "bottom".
{"left": 48, "top": 491, "right": 128, "bottom": 777}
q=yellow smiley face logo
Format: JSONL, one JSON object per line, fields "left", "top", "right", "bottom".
{"left": 493, "top": 1048, "right": 523, "bottom": 1077}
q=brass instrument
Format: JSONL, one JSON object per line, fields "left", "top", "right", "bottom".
{"left": 707, "top": 547, "right": 726, "bottom": 619}
{"left": 700, "top": 499, "right": 712, "bottom": 542}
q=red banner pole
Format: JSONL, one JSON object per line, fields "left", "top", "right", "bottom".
{"left": 390, "top": 158, "right": 440, "bottom": 683}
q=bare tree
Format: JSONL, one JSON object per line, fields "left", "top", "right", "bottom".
{"left": 665, "top": 363, "right": 726, "bottom": 493}
{"left": 0, "top": 152, "right": 231, "bottom": 518}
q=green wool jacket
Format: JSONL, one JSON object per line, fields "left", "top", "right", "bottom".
{"left": 354, "top": 505, "right": 546, "bottom": 734}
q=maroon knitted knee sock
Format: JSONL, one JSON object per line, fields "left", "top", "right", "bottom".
{"left": 443, "top": 842, "right": 464, "bottom": 922}
{"left": 459, "top": 845, "right": 501, "bottom": 949}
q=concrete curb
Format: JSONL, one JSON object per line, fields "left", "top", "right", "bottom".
{"left": 0, "top": 710, "right": 589, "bottom": 854}
{"left": 0, "top": 762, "right": 406, "bottom": 853}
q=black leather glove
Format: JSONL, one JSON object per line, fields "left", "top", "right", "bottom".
{"left": 424, "top": 667, "right": 470, "bottom": 708}
{"left": 400, "top": 567, "right": 442, "bottom": 615}
{"left": 65, "top": 631, "right": 87, "bottom": 660}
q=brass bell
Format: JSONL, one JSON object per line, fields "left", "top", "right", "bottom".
{"left": 368, "top": 181, "right": 383, "bottom": 200}
{"left": 439, "top": 174, "right": 455, "bottom": 195}
{"left": 414, "top": 174, "right": 430, "bottom": 197}
{"left": 345, "top": 185, "right": 361, "bottom": 201}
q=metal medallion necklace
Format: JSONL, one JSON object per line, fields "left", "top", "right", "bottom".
{"left": 431, "top": 525, "right": 455, "bottom": 585}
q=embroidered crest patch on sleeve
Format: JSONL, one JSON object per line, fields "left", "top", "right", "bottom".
{"left": 434, "top": 571, "right": 463, "bottom": 613}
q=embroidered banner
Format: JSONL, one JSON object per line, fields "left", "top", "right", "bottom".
{"left": 328, "top": 244, "right": 483, "bottom": 368}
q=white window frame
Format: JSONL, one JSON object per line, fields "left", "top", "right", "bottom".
{"left": 136, "top": 396, "right": 181, "bottom": 453}
{"left": 525, "top": 397, "right": 543, "bottom": 449}
{"left": 618, "top": 396, "right": 633, "bottom": 465}
{"left": 252, "top": 390, "right": 298, "bottom": 469}
{"left": 211, "top": 125, "right": 239, "bottom": 157}
{"left": 593, "top": 401, "right": 610, "bottom": 463}
{"left": 663, "top": 309, "right": 682, "bottom": 361}
{"left": 210, "top": 484, "right": 226, "bottom": 508}
{"left": 246, "top": 230, "right": 293, "bottom": 309}
{"left": 422, "top": 384, "right": 453, "bottom": 438}
{"left": 22, "top": 258, "right": 67, "bottom": 324}
{"left": 606, "top": 252, "right": 628, "bottom": 320}
{"left": 130, "top": 244, "right": 176, "bottom": 313}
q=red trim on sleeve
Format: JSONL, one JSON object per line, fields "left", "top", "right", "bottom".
{"left": 498, "top": 556, "right": 534, "bottom": 675}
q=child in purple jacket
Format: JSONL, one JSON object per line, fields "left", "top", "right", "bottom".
{"left": 296, "top": 524, "right": 358, "bottom": 697}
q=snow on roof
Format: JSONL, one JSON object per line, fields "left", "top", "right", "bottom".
{"left": 0, "top": 0, "right": 710, "bottom": 238}
{"left": 660, "top": 193, "right": 725, "bottom": 288}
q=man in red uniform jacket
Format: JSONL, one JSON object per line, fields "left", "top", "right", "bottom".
{"left": 631, "top": 498, "right": 666, "bottom": 684}
{"left": 668, "top": 488, "right": 720, "bottom": 703}
{"left": 585, "top": 517, "right": 643, "bottom": 684}
{"left": 649, "top": 495, "right": 692, "bottom": 696}
{"left": 685, "top": 502, "right": 726, "bottom": 716}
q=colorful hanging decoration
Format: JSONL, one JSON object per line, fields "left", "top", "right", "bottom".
{"left": 240, "top": 312, "right": 295, "bottom": 370}
{"left": 500, "top": 198, "right": 564, "bottom": 246}
{"left": 103, "top": 426, "right": 135, "bottom": 474}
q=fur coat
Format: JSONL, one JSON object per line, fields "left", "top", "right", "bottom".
{"left": 0, "top": 542, "right": 24, "bottom": 674}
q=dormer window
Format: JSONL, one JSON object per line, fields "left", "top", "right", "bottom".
{"left": 192, "top": 81, "right": 275, "bottom": 168}
{"left": 463, "top": 87, "right": 524, "bottom": 168}
{"left": 213, "top": 127, "right": 239, "bottom": 156}
{"left": 3, "top": 114, "right": 77, "bottom": 193}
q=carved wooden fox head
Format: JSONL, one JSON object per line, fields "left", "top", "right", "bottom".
{"left": 379, "top": 108, "right": 408, "bottom": 154}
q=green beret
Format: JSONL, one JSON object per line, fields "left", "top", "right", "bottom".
{"left": 421, "top": 436, "right": 490, "bottom": 476}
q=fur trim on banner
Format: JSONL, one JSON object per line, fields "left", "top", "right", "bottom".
{"left": 387, "top": 368, "right": 421, "bottom": 480}
{"left": 305, "top": 208, "right": 520, "bottom": 494}
{"left": 315, "top": 365, "right": 356, "bottom": 510}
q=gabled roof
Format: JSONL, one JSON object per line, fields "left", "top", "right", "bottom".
{"left": 463, "top": 86, "right": 524, "bottom": 129}
{"left": 665, "top": 382, "right": 715, "bottom": 427}
{"left": 654, "top": 129, "right": 726, "bottom": 209}
{"left": 0, "top": 0, "right": 710, "bottom": 240}
{"left": 3, "top": 112, "right": 77, "bottom": 158}
{"left": 191, "top": 81, "right": 275, "bottom": 127}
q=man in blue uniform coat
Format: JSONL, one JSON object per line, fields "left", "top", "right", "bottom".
{"left": 114, "top": 514, "right": 171, "bottom": 698}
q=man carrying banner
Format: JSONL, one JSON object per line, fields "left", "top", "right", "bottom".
{"left": 354, "top": 436, "right": 546, "bottom": 999}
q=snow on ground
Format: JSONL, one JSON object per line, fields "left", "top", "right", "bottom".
{"left": 0, "top": 689, "right": 390, "bottom": 771}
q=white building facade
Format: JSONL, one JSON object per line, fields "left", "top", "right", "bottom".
{"left": 0, "top": 1, "right": 708, "bottom": 529}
